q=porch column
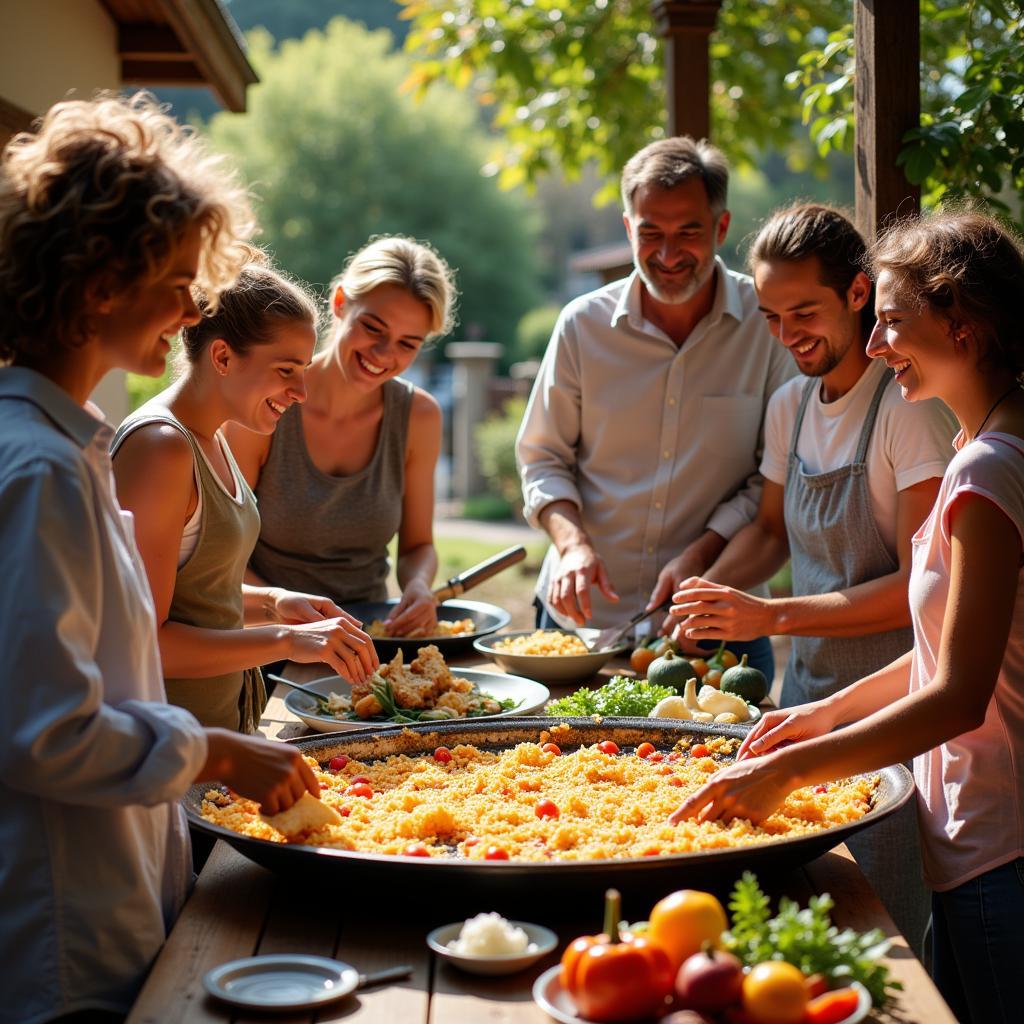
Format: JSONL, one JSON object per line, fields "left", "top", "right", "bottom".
{"left": 854, "top": 0, "right": 921, "bottom": 240}
{"left": 650, "top": 1, "right": 724, "bottom": 139}
{"left": 446, "top": 341, "right": 503, "bottom": 501}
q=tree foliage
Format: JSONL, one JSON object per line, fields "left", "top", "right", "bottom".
{"left": 400, "top": 0, "right": 1024, "bottom": 219}
{"left": 797, "top": 1, "right": 1024, "bottom": 216}
{"left": 204, "top": 18, "right": 540, "bottom": 346}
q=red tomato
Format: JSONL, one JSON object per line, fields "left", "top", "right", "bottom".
{"left": 350, "top": 775, "right": 371, "bottom": 785}
{"left": 636, "top": 742, "right": 656, "bottom": 759}
{"left": 648, "top": 752, "right": 664, "bottom": 763}
{"left": 804, "top": 974, "right": 830, "bottom": 1000}
{"left": 434, "top": 747, "right": 453, "bottom": 763}
{"left": 345, "top": 783, "right": 373, "bottom": 798}
{"left": 319, "top": 781, "right": 330, "bottom": 789}
{"left": 339, "top": 806, "right": 351, "bottom": 817}
{"left": 535, "top": 799, "right": 560, "bottom": 819}
{"left": 328, "top": 755, "right": 349, "bottom": 772}
{"left": 668, "top": 776, "right": 684, "bottom": 787}
{"left": 805, "top": 986, "right": 861, "bottom": 1024}
{"left": 403, "top": 843, "right": 430, "bottom": 857}
{"left": 463, "top": 836, "right": 480, "bottom": 849}
{"left": 484, "top": 846, "right": 510, "bottom": 861}
{"left": 542, "top": 742, "right": 562, "bottom": 755}
{"left": 691, "top": 744, "right": 709, "bottom": 758}
{"left": 598, "top": 741, "right": 620, "bottom": 755}
{"left": 815, "top": 784, "right": 829, "bottom": 794}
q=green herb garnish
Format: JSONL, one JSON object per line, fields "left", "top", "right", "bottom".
{"left": 725, "top": 872, "right": 901, "bottom": 1007}
{"left": 546, "top": 675, "right": 676, "bottom": 717}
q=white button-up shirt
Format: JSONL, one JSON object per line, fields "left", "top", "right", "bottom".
{"left": 517, "top": 260, "right": 796, "bottom": 628}
{"left": 0, "top": 368, "right": 208, "bottom": 1023}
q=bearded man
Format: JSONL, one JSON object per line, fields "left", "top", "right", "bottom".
{"left": 516, "top": 136, "right": 793, "bottom": 682}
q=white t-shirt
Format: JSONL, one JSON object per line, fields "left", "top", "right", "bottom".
{"left": 760, "top": 358, "right": 957, "bottom": 556}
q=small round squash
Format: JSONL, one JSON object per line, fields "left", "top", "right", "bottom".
{"left": 646, "top": 648, "right": 695, "bottom": 695}
{"left": 720, "top": 654, "right": 769, "bottom": 705}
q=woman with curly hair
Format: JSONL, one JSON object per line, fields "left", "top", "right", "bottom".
{"left": 670, "top": 210, "right": 1024, "bottom": 1024}
{"left": 226, "top": 236, "right": 457, "bottom": 637}
{"left": 0, "top": 94, "right": 322, "bottom": 1023}
{"left": 111, "top": 255, "right": 377, "bottom": 733}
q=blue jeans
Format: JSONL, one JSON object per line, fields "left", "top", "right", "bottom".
{"left": 930, "top": 857, "right": 1024, "bottom": 1024}
{"left": 532, "top": 599, "right": 776, "bottom": 686}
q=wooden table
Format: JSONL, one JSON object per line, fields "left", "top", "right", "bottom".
{"left": 128, "top": 655, "right": 957, "bottom": 1024}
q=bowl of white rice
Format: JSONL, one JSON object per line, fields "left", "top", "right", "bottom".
{"left": 426, "top": 913, "right": 558, "bottom": 975}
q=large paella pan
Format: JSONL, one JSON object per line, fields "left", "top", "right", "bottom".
{"left": 186, "top": 718, "right": 914, "bottom": 895}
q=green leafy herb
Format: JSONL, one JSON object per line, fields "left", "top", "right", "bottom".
{"left": 546, "top": 675, "right": 676, "bottom": 717}
{"left": 725, "top": 872, "right": 902, "bottom": 1008}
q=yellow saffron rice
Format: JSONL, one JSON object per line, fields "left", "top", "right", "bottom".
{"left": 201, "top": 732, "right": 876, "bottom": 861}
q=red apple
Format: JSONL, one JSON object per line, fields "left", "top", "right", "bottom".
{"left": 675, "top": 945, "right": 744, "bottom": 1012}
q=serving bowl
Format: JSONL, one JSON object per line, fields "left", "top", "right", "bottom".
{"left": 345, "top": 598, "right": 511, "bottom": 660}
{"left": 472, "top": 629, "right": 629, "bottom": 686}
{"left": 427, "top": 920, "right": 558, "bottom": 976}
{"left": 185, "top": 718, "right": 914, "bottom": 900}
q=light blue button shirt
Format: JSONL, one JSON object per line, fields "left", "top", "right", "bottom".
{"left": 517, "top": 260, "right": 797, "bottom": 628}
{"left": 0, "top": 367, "right": 208, "bottom": 1023}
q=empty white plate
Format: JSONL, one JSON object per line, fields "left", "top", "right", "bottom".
{"left": 203, "top": 954, "right": 359, "bottom": 1011}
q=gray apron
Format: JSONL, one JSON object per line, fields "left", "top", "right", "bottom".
{"left": 782, "top": 370, "right": 929, "bottom": 957}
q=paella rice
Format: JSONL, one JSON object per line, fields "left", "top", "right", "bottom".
{"left": 367, "top": 618, "right": 475, "bottom": 639}
{"left": 493, "top": 630, "right": 589, "bottom": 656}
{"left": 201, "top": 730, "right": 877, "bottom": 861}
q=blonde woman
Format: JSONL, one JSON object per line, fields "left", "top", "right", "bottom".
{"left": 226, "top": 236, "right": 457, "bottom": 637}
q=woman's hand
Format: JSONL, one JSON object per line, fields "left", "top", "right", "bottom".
{"left": 270, "top": 588, "right": 362, "bottom": 627}
{"left": 200, "top": 728, "right": 320, "bottom": 815}
{"left": 736, "top": 700, "right": 839, "bottom": 761}
{"left": 285, "top": 618, "right": 378, "bottom": 682}
{"left": 669, "top": 577, "right": 778, "bottom": 643}
{"left": 384, "top": 578, "right": 437, "bottom": 637}
{"left": 668, "top": 752, "right": 798, "bottom": 825}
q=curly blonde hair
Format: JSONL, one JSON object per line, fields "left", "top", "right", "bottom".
{"left": 869, "top": 210, "right": 1024, "bottom": 377}
{"left": 0, "top": 91, "right": 256, "bottom": 363}
{"left": 333, "top": 235, "right": 457, "bottom": 341}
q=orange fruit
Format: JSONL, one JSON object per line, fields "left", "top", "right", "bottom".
{"left": 688, "top": 657, "right": 710, "bottom": 679}
{"left": 742, "top": 961, "right": 809, "bottom": 1024}
{"left": 630, "top": 646, "right": 658, "bottom": 676}
{"left": 719, "top": 649, "right": 739, "bottom": 670}
{"left": 646, "top": 889, "right": 727, "bottom": 972}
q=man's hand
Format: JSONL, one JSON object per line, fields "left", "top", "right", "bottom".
{"left": 548, "top": 543, "right": 619, "bottom": 626}
{"left": 669, "top": 577, "right": 778, "bottom": 644}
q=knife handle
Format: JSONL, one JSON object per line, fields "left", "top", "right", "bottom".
{"left": 432, "top": 545, "right": 526, "bottom": 603}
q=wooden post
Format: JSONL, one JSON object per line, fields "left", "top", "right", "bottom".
{"left": 650, "top": 1, "right": 724, "bottom": 139}
{"left": 854, "top": 0, "right": 920, "bottom": 240}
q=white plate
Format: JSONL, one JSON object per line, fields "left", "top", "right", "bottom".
{"left": 532, "top": 966, "right": 871, "bottom": 1024}
{"left": 282, "top": 667, "right": 551, "bottom": 733}
{"left": 427, "top": 920, "right": 558, "bottom": 976}
{"left": 203, "top": 954, "right": 358, "bottom": 1011}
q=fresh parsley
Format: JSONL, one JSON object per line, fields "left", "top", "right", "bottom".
{"left": 546, "top": 675, "right": 676, "bottom": 717}
{"left": 725, "top": 872, "right": 902, "bottom": 1008}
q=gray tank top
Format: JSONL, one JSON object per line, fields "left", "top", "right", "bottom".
{"left": 250, "top": 377, "right": 414, "bottom": 604}
{"left": 112, "top": 405, "right": 266, "bottom": 733}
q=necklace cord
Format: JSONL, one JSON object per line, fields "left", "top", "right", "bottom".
{"left": 975, "top": 384, "right": 1021, "bottom": 438}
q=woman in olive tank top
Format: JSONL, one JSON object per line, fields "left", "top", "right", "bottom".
{"left": 225, "top": 237, "right": 458, "bottom": 638}
{"left": 112, "top": 257, "right": 377, "bottom": 732}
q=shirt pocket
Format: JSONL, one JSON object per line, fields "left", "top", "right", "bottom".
{"left": 699, "top": 395, "right": 764, "bottom": 461}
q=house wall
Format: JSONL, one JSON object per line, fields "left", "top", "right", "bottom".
{"left": 0, "top": 0, "right": 128, "bottom": 424}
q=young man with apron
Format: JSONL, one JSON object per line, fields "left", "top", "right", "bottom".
{"left": 668, "top": 204, "right": 957, "bottom": 956}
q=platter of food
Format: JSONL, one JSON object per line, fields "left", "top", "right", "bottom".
{"left": 473, "top": 628, "right": 630, "bottom": 685}
{"left": 186, "top": 718, "right": 914, "bottom": 893}
{"left": 344, "top": 598, "right": 511, "bottom": 659}
{"left": 282, "top": 647, "right": 550, "bottom": 732}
